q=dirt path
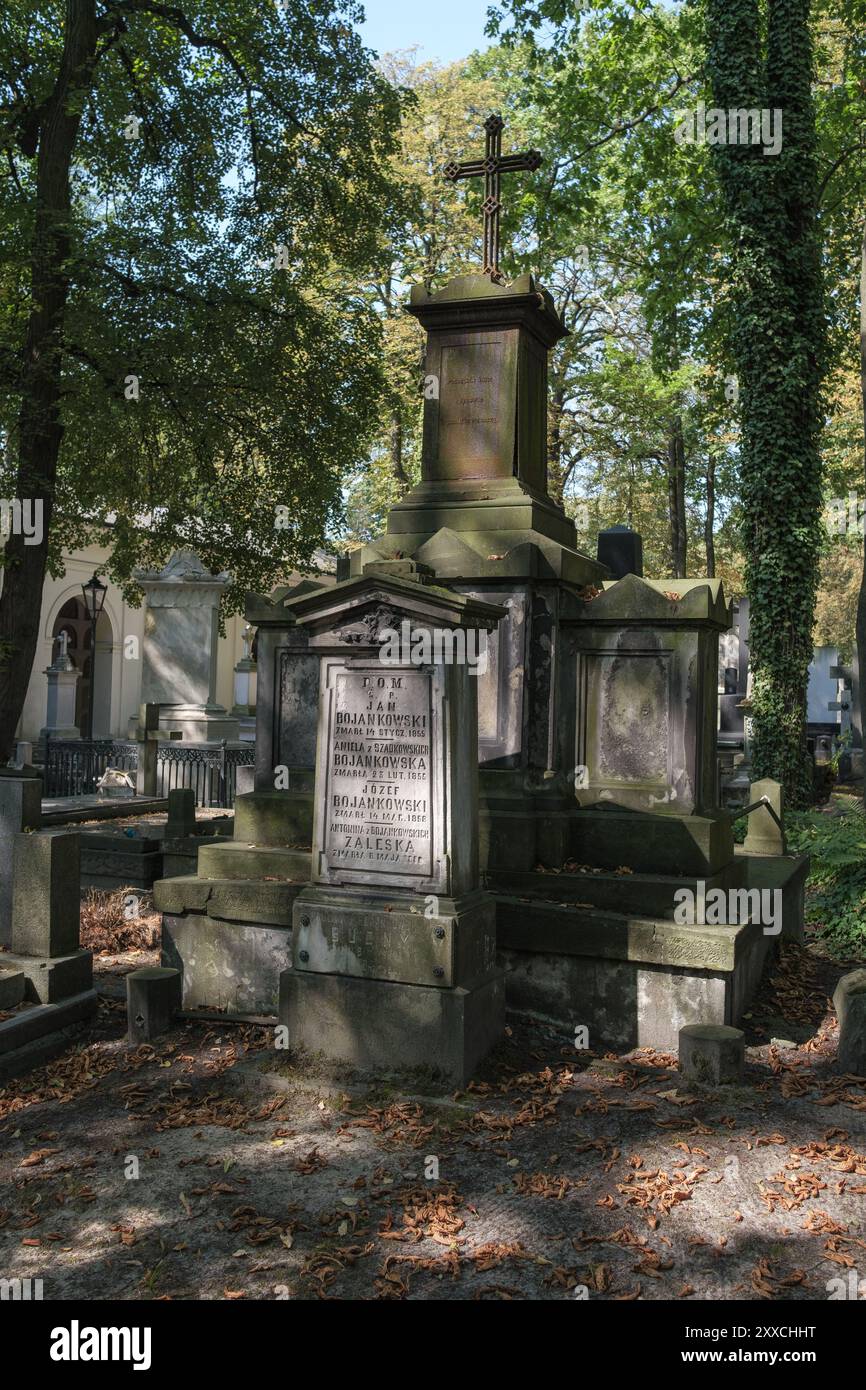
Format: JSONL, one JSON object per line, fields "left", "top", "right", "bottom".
{"left": 0, "top": 943, "right": 864, "bottom": 1301}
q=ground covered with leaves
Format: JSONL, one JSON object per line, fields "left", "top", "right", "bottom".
{"left": 1, "top": 926, "right": 865, "bottom": 1302}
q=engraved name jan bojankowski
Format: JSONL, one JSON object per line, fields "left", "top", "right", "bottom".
{"left": 325, "top": 669, "right": 433, "bottom": 875}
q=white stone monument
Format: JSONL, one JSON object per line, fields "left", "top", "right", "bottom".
{"left": 133, "top": 550, "right": 239, "bottom": 742}
{"left": 40, "top": 632, "right": 81, "bottom": 744}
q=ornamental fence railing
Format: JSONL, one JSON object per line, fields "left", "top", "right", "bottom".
{"left": 42, "top": 736, "right": 254, "bottom": 807}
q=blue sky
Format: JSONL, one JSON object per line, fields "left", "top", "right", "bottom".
{"left": 356, "top": 0, "right": 494, "bottom": 64}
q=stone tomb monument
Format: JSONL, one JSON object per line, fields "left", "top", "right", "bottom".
{"left": 150, "top": 114, "right": 809, "bottom": 1063}
{"left": 279, "top": 569, "right": 505, "bottom": 1083}
{"left": 133, "top": 549, "right": 239, "bottom": 742}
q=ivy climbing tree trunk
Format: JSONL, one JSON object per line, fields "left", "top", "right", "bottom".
{"left": 706, "top": 0, "right": 826, "bottom": 805}
{"left": 856, "top": 214, "right": 866, "bottom": 797}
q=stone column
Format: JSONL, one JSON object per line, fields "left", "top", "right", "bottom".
{"left": 134, "top": 549, "right": 239, "bottom": 742}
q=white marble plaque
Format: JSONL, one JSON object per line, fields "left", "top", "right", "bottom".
{"left": 323, "top": 666, "right": 433, "bottom": 880}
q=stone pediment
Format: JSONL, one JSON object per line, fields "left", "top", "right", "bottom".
{"left": 135, "top": 548, "right": 231, "bottom": 586}
{"left": 282, "top": 571, "right": 504, "bottom": 646}
{"left": 576, "top": 572, "right": 730, "bottom": 628}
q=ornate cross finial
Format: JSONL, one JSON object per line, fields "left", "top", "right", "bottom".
{"left": 443, "top": 114, "right": 542, "bottom": 281}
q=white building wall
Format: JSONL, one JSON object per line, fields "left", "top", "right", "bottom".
{"left": 14, "top": 543, "right": 250, "bottom": 744}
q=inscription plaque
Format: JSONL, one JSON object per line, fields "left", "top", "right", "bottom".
{"left": 322, "top": 665, "right": 434, "bottom": 882}
{"left": 437, "top": 336, "right": 510, "bottom": 479}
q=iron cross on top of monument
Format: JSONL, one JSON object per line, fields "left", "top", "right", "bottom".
{"left": 382, "top": 114, "right": 585, "bottom": 556}
{"left": 443, "top": 113, "right": 542, "bottom": 280}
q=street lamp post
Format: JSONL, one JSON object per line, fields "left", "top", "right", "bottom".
{"left": 81, "top": 573, "right": 107, "bottom": 739}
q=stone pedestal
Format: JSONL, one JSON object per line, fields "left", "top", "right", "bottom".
{"left": 133, "top": 549, "right": 239, "bottom": 741}
{"left": 4, "top": 830, "right": 93, "bottom": 1005}
{"left": 344, "top": 274, "right": 606, "bottom": 874}
{"left": 231, "top": 624, "right": 257, "bottom": 718}
{"left": 39, "top": 634, "right": 81, "bottom": 744}
{"left": 279, "top": 570, "right": 505, "bottom": 1083}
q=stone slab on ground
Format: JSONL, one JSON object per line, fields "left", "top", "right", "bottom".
{"left": 0, "top": 969, "right": 25, "bottom": 1010}
{"left": 0, "top": 989, "right": 98, "bottom": 1066}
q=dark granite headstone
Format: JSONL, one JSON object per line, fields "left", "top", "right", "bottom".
{"left": 596, "top": 525, "right": 643, "bottom": 579}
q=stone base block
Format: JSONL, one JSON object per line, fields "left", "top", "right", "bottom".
{"left": 280, "top": 968, "right": 505, "bottom": 1085}
{"left": 1, "top": 949, "right": 93, "bottom": 1004}
{"left": 127, "top": 967, "right": 182, "bottom": 1043}
{"left": 734, "top": 848, "right": 809, "bottom": 944}
{"left": 498, "top": 900, "right": 774, "bottom": 1052}
{"left": 162, "top": 911, "right": 291, "bottom": 1015}
{"left": 197, "top": 841, "right": 310, "bottom": 881}
{"left": 488, "top": 859, "right": 748, "bottom": 921}
{"left": 80, "top": 831, "right": 163, "bottom": 891}
{"left": 0, "top": 969, "right": 25, "bottom": 1009}
{"left": 233, "top": 790, "right": 313, "bottom": 847}
{"left": 569, "top": 808, "right": 734, "bottom": 876}
{"left": 679, "top": 1023, "right": 745, "bottom": 1085}
{"left": 291, "top": 887, "right": 497, "bottom": 990}
{"left": 833, "top": 969, "right": 866, "bottom": 1074}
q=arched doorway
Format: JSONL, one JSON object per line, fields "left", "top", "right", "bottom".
{"left": 52, "top": 598, "right": 114, "bottom": 737}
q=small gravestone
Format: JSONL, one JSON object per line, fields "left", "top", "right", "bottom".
{"left": 0, "top": 773, "right": 42, "bottom": 947}
{"left": 833, "top": 969, "right": 866, "bottom": 1074}
{"left": 596, "top": 524, "right": 643, "bottom": 579}
{"left": 743, "top": 777, "right": 786, "bottom": 856}
{"left": 3, "top": 829, "right": 94, "bottom": 1010}
{"left": 280, "top": 571, "right": 505, "bottom": 1084}
{"left": 680, "top": 1024, "right": 745, "bottom": 1085}
{"left": 11, "top": 831, "right": 81, "bottom": 958}
{"left": 167, "top": 787, "right": 197, "bottom": 838}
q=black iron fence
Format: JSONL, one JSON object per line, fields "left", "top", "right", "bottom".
{"left": 43, "top": 737, "right": 138, "bottom": 799}
{"left": 42, "top": 736, "right": 254, "bottom": 807}
{"left": 156, "top": 741, "right": 253, "bottom": 807}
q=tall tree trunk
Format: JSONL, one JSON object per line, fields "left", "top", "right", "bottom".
{"left": 855, "top": 214, "right": 866, "bottom": 798}
{"left": 547, "top": 384, "right": 566, "bottom": 506}
{"left": 0, "top": 0, "right": 99, "bottom": 760}
{"left": 705, "top": 453, "right": 716, "bottom": 577}
{"left": 390, "top": 412, "right": 409, "bottom": 493}
{"left": 667, "top": 415, "right": 687, "bottom": 576}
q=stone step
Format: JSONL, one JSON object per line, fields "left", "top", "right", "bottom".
{"left": 0, "top": 989, "right": 99, "bottom": 1065}
{"left": 0, "top": 969, "right": 26, "bottom": 1010}
{"left": 197, "top": 841, "right": 311, "bottom": 881}
{"left": 495, "top": 894, "right": 763, "bottom": 971}
{"left": 487, "top": 860, "right": 747, "bottom": 920}
{"left": 154, "top": 873, "right": 302, "bottom": 928}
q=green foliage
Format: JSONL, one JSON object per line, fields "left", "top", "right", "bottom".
{"left": 786, "top": 803, "right": 866, "bottom": 955}
{"left": 0, "top": 0, "right": 403, "bottom": 613}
